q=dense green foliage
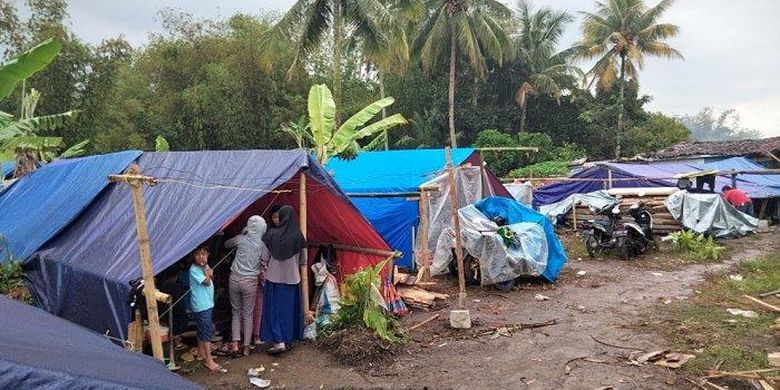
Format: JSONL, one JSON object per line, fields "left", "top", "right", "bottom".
{"left": 669, "top": 231, "right": 726, "bottom": 263}
{"left": 320, "top": 260, "right": 401, "bottom": 342}
{"left": 0, "top": 0, "right": 717, "bottom": 175}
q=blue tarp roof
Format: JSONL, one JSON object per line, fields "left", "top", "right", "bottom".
{"left": 0, "top": 295, "right": 200, "bottom": 389}
{"left": 1, "top": 161, "right": 13, "bottom": 178}
{"left": 533, "top": 157, "right": 780, "bottom": 207}
{"left": 0, "top": 151, "right": 142, "bottom": 262}
{"left": 27, "top": 150, "right": 389, "bottom": 340}
{"left": 326, "top": 148, "right": 476, "bottom": 193}
{"left": 474, "top": 197, "right": 567, "bottom": 282}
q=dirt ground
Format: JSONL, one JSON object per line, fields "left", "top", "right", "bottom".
{"left": 184, "top": 230, "right": 779, "bottom": 389}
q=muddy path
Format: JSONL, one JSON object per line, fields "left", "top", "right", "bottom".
{"left": 185, "top": 231, "right": 779, "bottom": 389}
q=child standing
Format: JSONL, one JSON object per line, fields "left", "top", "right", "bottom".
{"left": 189, "top": 245, "right": 223, "bottom": 372}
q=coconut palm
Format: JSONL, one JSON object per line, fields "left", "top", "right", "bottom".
{"left": 259, "top": 0, "right": 396, "bottom": 127}
{"left": 412, "top": 0, "right": 513, "bottom": 148}
{"left": 513, "top": 0, "right": 581, "bottom": 132}
{"left": 576, "top": 0, "right": 682, "bottom": 158}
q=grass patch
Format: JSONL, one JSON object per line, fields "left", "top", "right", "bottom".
{"left": 652, "top": 251, "right": 779, "bottom": 376}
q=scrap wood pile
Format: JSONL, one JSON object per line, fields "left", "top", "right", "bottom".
{"left": 397, "top": 286, "right": 449, "bottom": 310}
{"left": 566, "top": 194, "right": 683, "bottom": 234}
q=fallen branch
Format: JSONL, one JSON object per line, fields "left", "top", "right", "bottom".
{"left": 406, "top": 314, "right": 440, "bottom": 332}
{"left": 478, "top": 319, "right": 557, "bottom": 336}
{"left": 704, "top": 368, "right": 780, "bottom": 380}
{"left": 564, "top": 355, "right": 624, "bottom": 375}
{"left": 685, "top": 378, "right": 710, "bottom": 390}
{"left": 759, "top": 288, "right": 780, "bottom": 298}
{"left": 590, "top": 335, "right": 646, "bottom": 352}
{"left": 743, "top": 294, "right": 780, "bottom": 313}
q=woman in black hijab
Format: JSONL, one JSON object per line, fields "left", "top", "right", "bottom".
{"left": 261, "top": 205, "right": 306, "bottom": 354}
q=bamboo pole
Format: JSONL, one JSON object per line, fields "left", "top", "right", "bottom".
{"left": 306, "top": 242, "right": 401, "bottom": 258}
{"left": 299, "top": 171, "right": 311, "bottom": 320}
{"left": 416, "top": 189, "right": 432, "bottom": 283}
{"left": 446, "top": 148, "right": 467, "bottom": 309}
{"left": 607, "top": 169, "right": 613, "bottom": 189}
{"left": 109, "top": 164, "right": 164, "bottom": 361}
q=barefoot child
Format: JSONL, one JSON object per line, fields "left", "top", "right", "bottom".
{"left": 189, "top": 245, "right": 223, "bottom": 372}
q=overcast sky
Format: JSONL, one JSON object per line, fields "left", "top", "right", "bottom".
{"left": 20, "top": 0, "right": 780, "bottom": 136}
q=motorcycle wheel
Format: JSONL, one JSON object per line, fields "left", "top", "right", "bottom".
{"left": 585, "top": 234, "right": 599, "bottom": 258}
{"left": 493, "top": 279, "right": 516, "bottom": 291}
{"left": 619, "top": 239, "right": 631, "bottom": 261}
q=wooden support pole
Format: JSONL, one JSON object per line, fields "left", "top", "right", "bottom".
{"left": 572, "top": 203, "right": 578, "bottom": 231}
{"left": 446, "top": 148, "right": 467, "bottom": 309}
{"left": 416, "top": 189, "right": 432, "bottom": 283}
{"left": 607, "top": 169, "right": 613, "bottom": 189}
{"left": 758, "top": 199, "right": 768, "bottom": 219}
{"left": 109, "top": 164, "right": 164, "bottom": 362}
{"left": 306, "top": 242, "right": 401, "bottom": 258}
{"left": 299, "top": 171, "right": 311, "bottom": 320}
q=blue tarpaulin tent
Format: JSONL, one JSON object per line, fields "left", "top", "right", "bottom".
{"left": 533, "top": 157, "right": 780, "bottom": 207}
{"left": 0, "top": 295, "right": 200, "bottom": 389}
{"left": 326, "top": 148, "right": 511, "bottom": 268}
{"left": 1, "top": 161, "right": 13, "bottom": 179}
{"left": 0, "top": 151, "right": 142, "bottom": 262}
{"left": 26, "top": 150, "right": 391, "bottom": 340}
{"left": 474, "top": 197, "right": 567, "bottom": 282}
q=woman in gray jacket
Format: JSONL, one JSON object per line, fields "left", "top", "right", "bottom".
{"left": 225, "top": 215, "right": 269, "bottom": 356}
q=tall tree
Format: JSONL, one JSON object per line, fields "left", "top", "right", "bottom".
{"left": 412, "top": 0, "right": 512, "bottom": 147}
{"left": 259, "top": 0, "right": 395, "bottom": 127}
{"left": 513, "top": 0, "right": 580, "bottom": 132}
{"left": 576, "top": 0, "right": 682, "bottom": 158}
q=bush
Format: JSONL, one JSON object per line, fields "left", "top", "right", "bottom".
{"left": 507, "top": 160, "right": 571, "bottom": 178}
{"left": 319, "top": 260, "right": 402, "bottom": 343}
{"left": 473, "top": 129, "right": 522, "bottom": 177}
{"left": 0, "top": 261, "right": 31, "bottom": 303}
{"left": 669, "top": 231, "right": 726, "bottom": 262}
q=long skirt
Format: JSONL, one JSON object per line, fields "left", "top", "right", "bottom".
{"left": 261, "top": 281, "right": 303, "bottom": 344}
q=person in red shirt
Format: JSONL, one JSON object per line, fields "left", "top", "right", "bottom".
{"left": 721, "top": 185, "right": 754, "bottom": 216}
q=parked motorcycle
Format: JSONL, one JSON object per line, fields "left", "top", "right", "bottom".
{"left": 581, "top": 202, "right": 656, "bottom": 260}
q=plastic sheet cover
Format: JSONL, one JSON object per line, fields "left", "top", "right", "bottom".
{"left": 430, "top": 205, "right": 548, "bottom": 285}
{"left": 506, "top": 182, "right": 533, "bottom": 205}
{"left": 665, "top": 190, "right": 759, "bottom": 237}
{"left": 414, "top": 166, "right": 490, "bottom": 268}
{"left": 538, "top": 190, "right": 619, "bottom": 223}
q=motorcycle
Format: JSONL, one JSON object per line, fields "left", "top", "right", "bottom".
{"left": 581, "top": 202, "right": 657, "bottom": 260}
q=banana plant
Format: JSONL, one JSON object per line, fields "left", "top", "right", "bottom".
{"left": 306, "top": 84, "right": 407, "bottom": 164}
{"left": 0, "top": 38, "right": 61, "bottom": 99}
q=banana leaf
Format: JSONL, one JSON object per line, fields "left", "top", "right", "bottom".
{"left": 0, "top": 39, "right": 62, "bottom": 99}
{"left": 307, "top": 84, "right": 336, "bottom": 147}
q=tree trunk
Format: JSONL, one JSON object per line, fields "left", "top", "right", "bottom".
{"left": 332, "top": 0, "right": 344, "bottom": 128}
{"left": 379, "top": 72, "right": 389, "bottom": 150}
{"left": 448, "top": 19, "right": 458, "bottom": 148}
{"left": 616, "top": 53, "right": 626, "bottom": 159}
{"left": 520, "top": 101, "right": 528, "bottom": 132}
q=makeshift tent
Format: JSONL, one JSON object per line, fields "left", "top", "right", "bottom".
{"left": 0, "top": 151, "right": 142, "bottom": 262}
{"left": 0, "top": 295, "right": 200, "bottom": 389}
{"left": 26, "top": 150, "right": 392, "bottom": 341}
{"left": 665, "top": 190, "right": 759, "bottom": 237}
{"left": 326, "top": 148, "right": 511, "bottom": 268}
{"left": 533, "top": 157, "right": 780, "bottom": 207}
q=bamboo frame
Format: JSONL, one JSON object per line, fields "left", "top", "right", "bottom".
{"left": 446, "top": 148, "right": 467, "bottom": 309}
{"left": 306, "top": 242, "right": 401, "bottom": 258}
{"left": 299, "top": 171, "right": 310, "bottom": 320}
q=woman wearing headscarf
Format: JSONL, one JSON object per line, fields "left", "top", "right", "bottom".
{"left": 261, "top": 205, "right": 306, "bottom": 354}
{"left": 224, "top": 215, "right": 269, "bottom": 356}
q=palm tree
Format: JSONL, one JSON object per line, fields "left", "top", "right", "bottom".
{"left": 259, "top": 0, "right": 395, "bottom": 127}
{"left": 412, "top": 0, "right": 513, "bottom": 148}
{"left": 577, "top": 0, "right": 682, "bottom": 158}
{"left": 513, "top": 0, "right": 581, "bottom": 132}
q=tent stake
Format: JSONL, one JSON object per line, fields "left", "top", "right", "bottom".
{"left": 445, "top": 148, "right": 470, "bottom": 328}
{"left": 108, "top": 164, "right": 164, "bottom": 362}
{"left": 299, "top": 171, "right": 311, "bottom": 321}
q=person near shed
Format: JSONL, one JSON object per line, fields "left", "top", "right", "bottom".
{"left": 261, "top": 205, "right": 307, "bottom": 355}
{"left": 721, "top": 185, "right": 754, "bottom": 216}
{"left": 188, "top": 245, "right": 223, "bottom": 373}
{"left": 224, "top": 215, "right": 269, "bottom": 357}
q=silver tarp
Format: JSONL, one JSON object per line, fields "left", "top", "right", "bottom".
{"left": 538, "top": 190, "right": 619, "bottom": 223}
{"left": 505, "top": 182, "right": 533, "bottom": 205}
{"left": 665, "top": 190, "right": 758, "bottom": 237}
{"left": 430, "top": 205, "right": 548, "bottom": 285}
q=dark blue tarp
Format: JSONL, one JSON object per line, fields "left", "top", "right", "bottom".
{"left": 27, "top": 150, "right": 358, "bottom": 341}
{"left": 0, "top": 295, "right": 200, "bottom": 389}
{"left": 1, "top": 161, "right": 13, "bottom": 178}
{"left": 533, "top": 157, "right": 780, "bottom": 207}
{"left": 474, "top": 197, "right": 567, "bottom": 282}
{"left": 0, "top": 151, "right": 141, "bottom": 262}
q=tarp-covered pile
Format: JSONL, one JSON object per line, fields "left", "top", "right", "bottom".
{"left": 0, "top": 295, "right": 200, "bottom": 389}
{"left": 430, "top": 197, "right": 567, "bottom": 283}
{"left": 665, "top": 190, "right": 759, "bottom": 237}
